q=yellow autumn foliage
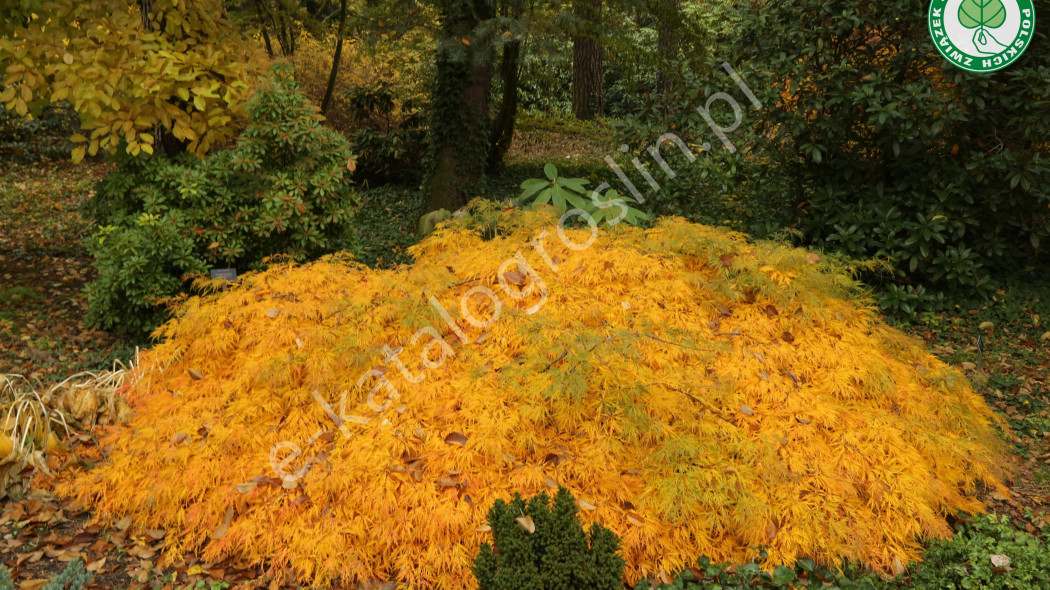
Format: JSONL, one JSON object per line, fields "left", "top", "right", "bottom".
{"left": 63, "top": 207, "right": 1008, "bottom": 588}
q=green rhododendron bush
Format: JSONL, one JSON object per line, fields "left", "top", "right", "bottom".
{"left": 62, "top": 207, "right": 1009, "bottom": 588}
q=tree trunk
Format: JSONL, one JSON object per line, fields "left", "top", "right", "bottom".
{"left": 250, "top": 0, "right": 275, "bottom": 58}
{"left": 426, "top": 0, "right": 497, "bottom": 212}
{"left": 572, "top": 0, "right": 603, "bottom": 120}
{"left": 428, "top": 58, "right": 495, "bottom": 212}
{"left": 656, "top": 0, "right": 682, "bottom": 110}
{"left": 487, "top": 40, "right": 522, "bottom": 173}
{"left": 321, "top": 0, "right": 348, "bottom": 115}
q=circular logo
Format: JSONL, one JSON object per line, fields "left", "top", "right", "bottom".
{"left": 928, "top": 0, "right": 1036, "bottom": 72}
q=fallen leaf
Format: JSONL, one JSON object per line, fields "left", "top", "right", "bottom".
{"left": 16, "top": 550, "right": 42, "bottom": 566}
{"left": 626, "top": 515, "right": 644, "bottom": 526}
{"left": 188, "top": 369, "right": 203, "bottom": 380}
{"left": 796, "top": 416, "right": 813, "bottom": 425}
{"left": 989, "top": 554, "right": 1011, "bottom": 569}
{"left": 719, "top": 254, "right": 734, "bottom": 267}
{"left": 577, "top": 499, "right": 596, "bottom": 511}
{"left": 265, "top": 308, "right": 279, "bottom": 319}
{"left": 475, "top": 524, "right": 491, "bottom": 532}
{"left": 766, "top": 522, "right": 778, "bottom": 540}
{"left": 19, "top": 580, "right": 49, "bottom": 590}
{"left": 891, "top": 556, "right": 906, "bottom": 576}
{"left": 806, "top": 253, "right": 820, "bottom": 264}
{"left": 502, "top": 270, "right": 526, "bottom": 286}
{"left": 128, "top": 544, "right": 155, "bottom": 559}
{"left": 212, "top": 506, "right": 234, "bottom": 540}
{"left": 443, "top": 432, "right": 468, "bottom": 446}
{"left": 740, "top": 405, "right": 754, "bottom": 416}
{"left": 978, "top": 321, "right": 995, "bottom": 330}
{"left": 515, "top": 515, "right": 536, "bottom": 534}
{"left": 86, "top": 557, "right": 107, "bottom": 572}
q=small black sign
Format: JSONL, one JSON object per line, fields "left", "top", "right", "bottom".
{"left": 976, "top": 334, "right": 984, "bottom": 354}
{"left": 210, "top": 268, "right": 238, "bottom": 282}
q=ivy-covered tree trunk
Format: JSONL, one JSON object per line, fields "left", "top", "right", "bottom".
{"left": 426, "top": 0, "right": 497, "bottom": 212}
{"left": 571, "top": 0, "right": 603, "bottom": 120}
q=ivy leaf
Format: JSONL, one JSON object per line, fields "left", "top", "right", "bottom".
{"left": 958, "top": 0, "right": 1007, "bottom": 29}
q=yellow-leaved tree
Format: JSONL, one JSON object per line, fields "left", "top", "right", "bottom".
{"left": 0, "top": 0, "right": 266, "bottom": 160}
{"left": 62, "top": 206, "right": 1009, "bottom": 588}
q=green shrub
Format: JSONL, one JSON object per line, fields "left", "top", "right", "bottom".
{"left": 900, "top": 514, "right": 1050, "bottom": 590}
{"left": 611, "top": 62, "right": 795, "bottom": 237}
{"left": 635, "top": 554, "right": 880, "bottom": 590}
{"left": 353, "top": 184, "right": 426, "bottom": 268}
{"left": 723, "top": 0, "right": 1050, "bottom": 295}
{"left": 472, "top": 487, "right": 625, "bottom": 590}
{"left": 517, "top": 163, "right": 648, "bottom": 227}
{"left": 340, "top": 81, "right": 427, "bottom": 187}
{"left": 87, "top": 213, "right": 208, "bottom": 336}
{"left": 86, "top": 63, "right": 360, "bottom": 337}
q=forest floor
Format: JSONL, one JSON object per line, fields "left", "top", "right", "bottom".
{"left": 0, "top": 121, "right": 1048, "bottom": 588}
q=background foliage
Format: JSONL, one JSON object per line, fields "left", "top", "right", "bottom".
{"left": 85, "top": 66, "right": 359, "bottom": 336}
{"left": 0, "top": 0, "right": 264, "bottom": 158}
{"left": 724, "top": 0, "right": 1050, "bottom": 296}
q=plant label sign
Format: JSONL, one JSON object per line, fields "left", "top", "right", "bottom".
{"left": 928, "top": 0, "right": 1036, "bottom": 73}
{"left": 210, "top": 268, "right": 238, "bottom": 283}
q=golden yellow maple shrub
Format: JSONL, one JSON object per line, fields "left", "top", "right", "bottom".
{"left": 62, "top": 207, "right": 1009, "bottom": 588}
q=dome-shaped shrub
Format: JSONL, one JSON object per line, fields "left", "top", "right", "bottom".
{"left": 63, "top": 207, "right": 1008, "bottom": 588}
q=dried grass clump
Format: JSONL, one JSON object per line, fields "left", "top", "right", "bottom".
{"left": 2, "top": 367, "right": 131, "bottom": 498}
{"left": 63, "top": 208, "right": 1008, "bottom": 588}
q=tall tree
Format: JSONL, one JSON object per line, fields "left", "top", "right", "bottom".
{"left": 320, "top": 0, "right": 350, "bottom": 114}
{"left": 426, "top": 0, "right": 498, "bottom": 212}
{"left": 655, "top": 0, "right": 681, "bottom": 101}
{"left": 486, "top": 0, "right": 526, "bottom": 172}
{"left": 571, "top": 0, "right": 602, "bottom": 120}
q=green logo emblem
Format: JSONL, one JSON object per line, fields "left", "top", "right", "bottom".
{"left": 928, "top": 0, "right": 1036, "bottom": 72}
